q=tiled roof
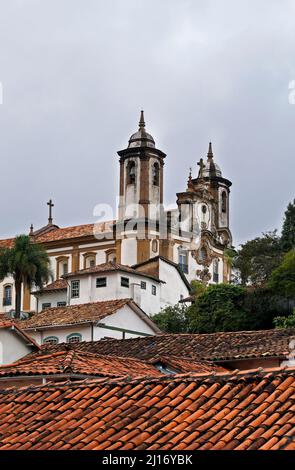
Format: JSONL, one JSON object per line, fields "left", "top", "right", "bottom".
{"left": 0, "top": 350, "right": 162, "bottom": 379}
{"left": 63, "top": 261, "right": 162, "bottom": 283}
{"left": 36, "top": 328, "right": 295, "bottom": 362}
{"left": 0, "top": 368, "right": 293, "bottom": 450}
{"left": 151, "top": 356, "right": 227, "bottom": 374}
{"left": 18, "top": 299, "right": 137, "bottom": 329}
{"left": 0, "top": 220, "right": 115, "bottom": 248}
{"left": 34, "top": 279, "right": 67, "bottom": 294}
{"left": 0, "top": 321, "right": 40, "bottom": 350}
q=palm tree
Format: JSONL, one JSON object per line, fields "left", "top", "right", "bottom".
{"left": 0, "top": 235, "right": 51, "bottom": 319}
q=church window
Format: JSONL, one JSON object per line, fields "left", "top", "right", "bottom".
{"left": 152, "top": 239, "right": 158, "bottom": 253}
{"left": 121, "top": 277, "right": 129, "bottom": 288}
{"left": 106, "top": 250, "right": 116, "bottom": 263}
{"left": 66, "top": 333, "right": 82, "bottom": 344}
{"left": 213, "top": 259, "right": 219, "bottom": 283}
{"left": 152, "top": 285, "right": 157, "bottom": 296}
{"left": 71, "top": 280, "right": 80, "bottom": 298}
{"left": 42, "top": 303, "right": 51, "bottom": 310}
{"left": 43, "top": 336, "right": 59, "bottom": 345}
{"left": 200, "top": 247, "right": 207, "bottom": 262}
{"left": 56, "top": 256, "right": 69, "bottom": 279}
{"left": 83, "top": 253, "right": 96, "bottom": 269}
{"left": 127, "top": 161, "right": 136, "bottom": 185}
{"left": 178, "top": 247, "right": 188, "bottom": 274}
{"left": 96, "top": 277, "right": 107, "bottom": 288}
{"left": 152, "top": 162, "right": 160, "bottom": 186}
{"left": 3, "top": 285, "right": 12, "bottom": 306}
{"left": 222, "top": 191, "right": 227, "bottom": 213}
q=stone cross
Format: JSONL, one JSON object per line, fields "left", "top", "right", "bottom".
{"left": 197, "top": 158, "right": 205, "bottom": 178}
{"left": 47, "top": 199, "right": 54, "bottom": 225}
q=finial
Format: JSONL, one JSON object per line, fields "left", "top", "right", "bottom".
{"left": 29, "top": 224, "right": 34, "bottom": 236}
{"left": 47, "top": 199, "right": 54, "bottom": 225}
{"left": 207, "top": 142, "right": 214, "bottom": 160}
{"left": 139, "top": 110, "right": 145, "bottom": 130}
{"left": 187, "top": 167, "right": 193, "bottom": 190}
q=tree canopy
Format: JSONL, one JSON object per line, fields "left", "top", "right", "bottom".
{"left": 281, "top": 199, "right": 295, "bottom": 252}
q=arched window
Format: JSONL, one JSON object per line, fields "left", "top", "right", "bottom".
{"left": 221, "top": 191, "right": 227, "bottom": 213}
{"left": 56, "top": 256, "right": 69, "bottom": 279}
{"left": 152, "top": 162, "right": 160, "bottom": 186}
{"left": 178, "top": 246, "right": 188, "bottom": 274}
{"left": 127, "top": 161, "right": 136, "bottom": 185}
{"left": 152, "top": 239, "right": 158, "bottom": 253}
{"left": 213, "top": 259, "right": 219, "bottom": 283}
{"left": 201, "top": 204, "right": 207, "bottom": 222}
{"left": 200, "top": 247, "right": 207, "bottom": 262}
{"left": 66, "top": 333, "right": 82, "bottom": 344}
{"left": 3, "top": 285, "right": 12, "bottom": 306}
{"left": 83, "top": 253, "right": 96, "bottom": 269}
{"left": 106, "top": 249, "right": 116, "bottom": 263}
{"left": 43, "top": 336, "right": 59, "bottom": 345}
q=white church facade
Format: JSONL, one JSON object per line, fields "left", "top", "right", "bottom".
{"left": 0, "top": 112, "right": 233, "bottom": 330}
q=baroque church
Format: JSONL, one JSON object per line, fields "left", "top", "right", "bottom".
{"left": 0, "top": 111, "right": 233, "bottom": 322}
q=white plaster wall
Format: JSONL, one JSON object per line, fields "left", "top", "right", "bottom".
{"left": 159, "top": 261, "right": 190, "bottom": 309}
{"left": 121, "top": 238, "right": 137, "bottom": 266}
{"left": 0, "top": 329, "right": 33, "bottom": 364}
{"left": 36, "top": 291, "right": 68, "bottom": 312}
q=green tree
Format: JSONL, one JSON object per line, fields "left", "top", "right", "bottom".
{"left": 233, "top": 231, "right": 282, "bottom": 286}
{"left": 273, "top": 309, "right": 295, "bottom": 329}
{"left": 268, "top": 249, "right": 295, "bottom": 299}
{"left": 152, "top": 304, "right": 189, "bottom": 333}
{"left": 187, "top": 284, "right": 250, "bottom": 333}
{"left": 190, "top": 280, "right": 206, "bottom": 299}
{"left": 281, "top": 199, "right": 295, "bottom": 252}
{"left": 0, "top": 235, "right": 51, "bottom": 318}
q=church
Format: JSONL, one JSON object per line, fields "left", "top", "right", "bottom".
{"left": 0, "top": 111, "right": 233, "bottom": 327}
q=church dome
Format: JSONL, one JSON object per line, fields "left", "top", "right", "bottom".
{"left": 128, "top": 111, "right": 155, "bottom": 149}
{"left": 198, "top": 143, "right": 222, "bottom": 178}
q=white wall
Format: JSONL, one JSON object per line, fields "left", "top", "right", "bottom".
{"left": 159, "top": 260, "right": 190, "bottom": 308}
{"left": 36, "top": 291, "right": 68, "bottom": 312}
{"left": 0, "top": 329, "right": 33, "bottom": 365}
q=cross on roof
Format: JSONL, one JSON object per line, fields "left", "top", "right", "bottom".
{"left": 47, "top": 199, "right": 54, "bottom": 225}
{"left": 197, "top": 158, "right": 205, "bottom": 178}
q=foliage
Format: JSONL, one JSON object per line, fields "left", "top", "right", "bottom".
{"left": 281, "top": 199, "right": 295, "bottom": 252}
{"left": 0, "top": 235, "right": 51, "bottom": 318}
{"left": 273, "top": 309, "right": 295, "bottom": 328}
{"left": 152, "top": 303, "right": 189, "bottom": 333}
{"left": 233, "top": 231, "right": 282, "bottom": 286}
{"left": 190, "top": 280, "right": 206, "bottom": 299}
{"left": 187, "top": 284, "right": 250, "bottom": 333}
{"left": 268, "top": 249, "right": 295, "bottom": 299}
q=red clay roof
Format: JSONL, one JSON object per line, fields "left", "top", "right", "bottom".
{"left": 0, "top": 350, "right": 162, "bottom": 379}
{"left": 63, "top": 261, "right": 162, "bottom": 282}
{"left": 0, "top": 367, "right": 293, "bottom": 450}
{"left": 35, "top": 328, "right": 295, "bottom": 362}
{"left": 18, "top": 299, "right": 137, "bottom": 329}
{"left": 0, "top": 220, "right": 114, "bottom": 248}
{"left": 34, "top": 279, "right": 67, "bottom": 294}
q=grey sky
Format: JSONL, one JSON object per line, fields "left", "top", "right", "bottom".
{"left": 0, "top": 0, "right": 294, "bottom": 246}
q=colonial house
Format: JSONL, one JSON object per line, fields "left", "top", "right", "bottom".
{"left": 33, "top": 259, "right": 190, "bottom": 315}
{"left": 0, "top": 111, "right": 233, "bottom": 315}
{"left": 18, "top": 299, "right": 161, "bottom": 346}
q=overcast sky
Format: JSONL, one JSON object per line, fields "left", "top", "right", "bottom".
{"left": 0, "top": 0, "right": 294, "bottom": 246}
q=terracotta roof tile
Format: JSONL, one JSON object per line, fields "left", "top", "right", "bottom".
{"left": 34, "top": 279, "right": 67, "bottom": 293}
{"left": 32, "top": 328, "right": 295, "bottom": 362}
{"left": 0, "top": 368, "right": 293, "bottom": 449}
{"left": 63, "top": 261, "right": 162, "bottom": 283}
{"left": 18, "top": 299, "right": 137, "bottom": 329}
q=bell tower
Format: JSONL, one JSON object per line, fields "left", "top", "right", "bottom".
{"left": 116, "top": 111, "right": 166, "bottom": 264}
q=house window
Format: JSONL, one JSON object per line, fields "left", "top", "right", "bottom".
{"left": 141, "top": 281, "right": 146, "bottom": 290}
{"left": 152, "top": 285, "right": 157, "bottom": 296}
{"left": 66, "top": 333, "right": 82, "bottom": 344}
{"left": 178, "top": 247, "right": 188, "bottom": 274}
{"left": 222, "top": 191, "right": 227, "bottom": 213}
{"left": 152, "top": 162, "right": 160, "bottom": 186}
{"left": 121, "top": 277, "right": 129, "bottom": 288}
{"left": 3, "top": 285, "right": 12, "bottom": 306}
{"left": 42, "top": 303, "right": 51, "bottom": 310}
{"left": 213, "top": 259, "right": 219, "bottom": 283}
{"left": 127, "top": 161, "right": 136, "bottom": 185}
{"left": 57, "top": 302, "right": 66, "bottom": 308}
{"left": 43, "top": 336, "right": 59, "bottom": 345}
{"left": 71, "top": 280, "right": 80, "bottom": 298}
{"left": 96, "top": 277, "right": 107, "bottom": 288}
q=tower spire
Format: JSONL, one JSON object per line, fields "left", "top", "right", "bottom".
{"left": 139, "top": 110, "right": 145, "bottom": 130}
{"left": 207, "top": 142, "right": 214, "bottom": 161}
